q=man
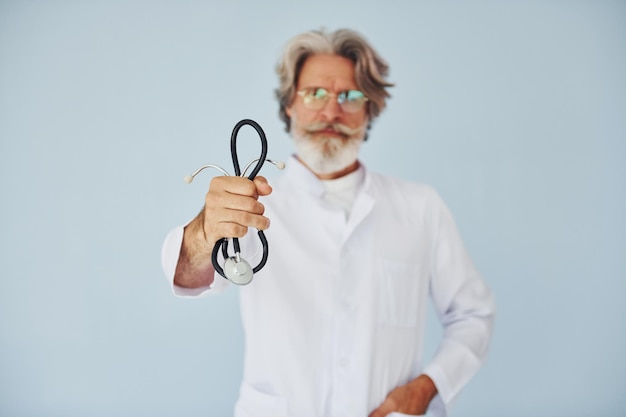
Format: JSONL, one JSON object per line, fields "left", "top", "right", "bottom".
{"left": 162, "top": 28, "right": 495, "bottom": 417}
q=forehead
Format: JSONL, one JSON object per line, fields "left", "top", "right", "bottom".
{"left": 297, "top": 54, "right": 358, "bottom": 89}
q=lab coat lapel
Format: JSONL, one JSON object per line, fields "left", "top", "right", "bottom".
{"left": 343, "top": 171, "right": 375, "bottom": 244}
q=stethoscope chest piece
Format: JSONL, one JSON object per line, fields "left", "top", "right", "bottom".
{"left": 223, "top": 257, "right": 254, "bottom": 285}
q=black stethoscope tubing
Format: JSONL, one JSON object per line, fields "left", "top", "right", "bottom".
{"left": 211, "top": 119, "right": 270, "bottom": 279}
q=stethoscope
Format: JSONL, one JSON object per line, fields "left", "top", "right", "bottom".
{"left": 184, "top": 119, "right": 284, "bottom": 285}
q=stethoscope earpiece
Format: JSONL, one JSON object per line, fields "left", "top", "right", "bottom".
{"left": 185, "top": 119, "right": 283, "bottom": 285}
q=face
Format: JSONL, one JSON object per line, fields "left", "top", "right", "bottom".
{"left": 286, "top": 54, "right": 369, "bottom": 178}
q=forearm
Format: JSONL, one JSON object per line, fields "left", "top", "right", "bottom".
{"left": 422, "top": 313, "right": 494, "bottom": 407}
{"left": 173, "top": 213, "right": 217, "bottom": 289}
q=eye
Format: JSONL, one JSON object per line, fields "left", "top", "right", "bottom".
{"left": 312, "top": 88, "right": 329, "bottom": 99}
{"left": 344, "top": 90, "right": 365, "bottom": 102}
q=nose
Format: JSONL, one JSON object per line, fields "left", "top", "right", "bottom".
{"left": 318, "top": 96, "right": 342, "bottom": 122}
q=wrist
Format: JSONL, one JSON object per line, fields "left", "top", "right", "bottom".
{"left": 411, "top": 374, "right": 438, "bottom": 403}
{"left": 186, "top": 214, "right": 217, "bottom": 253}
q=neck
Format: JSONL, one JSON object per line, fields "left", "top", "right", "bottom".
{"left": 297, "top": 157, "right": 360, "bottom": 180}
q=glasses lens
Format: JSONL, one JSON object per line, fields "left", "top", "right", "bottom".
{"left": 312, "top": 88, "right": 329, "bottom": 99}
{"left": 339, "top": 90, "right": 367, "bottom": 113}
{"left": 302, "top": 88, "right": 329, "bottom": 109}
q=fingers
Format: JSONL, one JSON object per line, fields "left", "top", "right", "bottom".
{"left": 368, "top": 400, "right": 394, "bottom": 417}
{"left": 202, "top": 176, "right": 272, "bottom": 242}
{"left": 253, "top": 176, "right": 273, "bottom": 196}
{"left": 208, "top": 176, "right": 268, "bottom": 215}
{"left": 210, "top": 176, "right": 272, "bottom": 200}
{"left": 206, "top": 206, "right": 270, "bottom": 237}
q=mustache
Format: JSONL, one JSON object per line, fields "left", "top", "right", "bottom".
{"left": 302, "top": 121, "right": 362, "bottom": 137}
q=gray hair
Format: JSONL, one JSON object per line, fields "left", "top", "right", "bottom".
{"left": 275, "top": 28, "right": 394, "bottom": 139}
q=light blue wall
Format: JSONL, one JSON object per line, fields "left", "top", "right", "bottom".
{"left": 1, "top": 1, "right": 624, "bottom": 416}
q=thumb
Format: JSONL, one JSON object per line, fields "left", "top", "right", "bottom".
{"left": 253, "top": 176, "right": 272, "bottom": 196}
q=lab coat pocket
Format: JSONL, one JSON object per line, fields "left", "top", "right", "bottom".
{"left": 378, "top": 259, "right": 422, "bottom": 327}
{"left": 235, "top": 383, "right": 288, "bottom": 417}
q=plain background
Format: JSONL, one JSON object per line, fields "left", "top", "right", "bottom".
{"left": 1, "top": 1, "right": 625, "bottom": 416}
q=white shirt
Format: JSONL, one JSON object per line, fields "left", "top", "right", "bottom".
{"left": 161, "top": 156, "right": 495, "bottom": 417}
{"left": 320, "top": 166, "right": 363, "bottom": 219}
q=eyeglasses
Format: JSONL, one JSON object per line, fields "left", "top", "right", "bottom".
{"left": 296, "top": 87, "right": 369, "bottom": 113}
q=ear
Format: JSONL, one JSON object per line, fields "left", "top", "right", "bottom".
{"left": 285, "top": 105, "right": 293, "bottom": 118}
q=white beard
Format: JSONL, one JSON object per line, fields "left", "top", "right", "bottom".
{"left": 290, "top": 116, "right": 366, "bottom": 175}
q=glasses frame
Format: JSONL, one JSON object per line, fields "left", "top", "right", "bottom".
{"left": 296, "top": 87, "right": 369, "bottom": 113}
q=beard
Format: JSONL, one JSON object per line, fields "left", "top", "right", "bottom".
{"left": 290, "top": 115, "right": 367, "bottom": 175}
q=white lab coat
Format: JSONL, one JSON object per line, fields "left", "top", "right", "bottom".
{"left": 161, "top": 157, "right": 495, "bottom": 417}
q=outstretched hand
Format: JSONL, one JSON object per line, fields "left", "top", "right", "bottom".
{"left": 174, "top": 175, "right": 272, "bottom": 289}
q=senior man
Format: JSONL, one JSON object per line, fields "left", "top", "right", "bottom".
{"left": 162, "top": 28, "right": 495, "bottom": 417}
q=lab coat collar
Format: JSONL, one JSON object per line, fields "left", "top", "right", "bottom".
{"left": 282, "top": 155, "right": 323, "bottom": 197}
